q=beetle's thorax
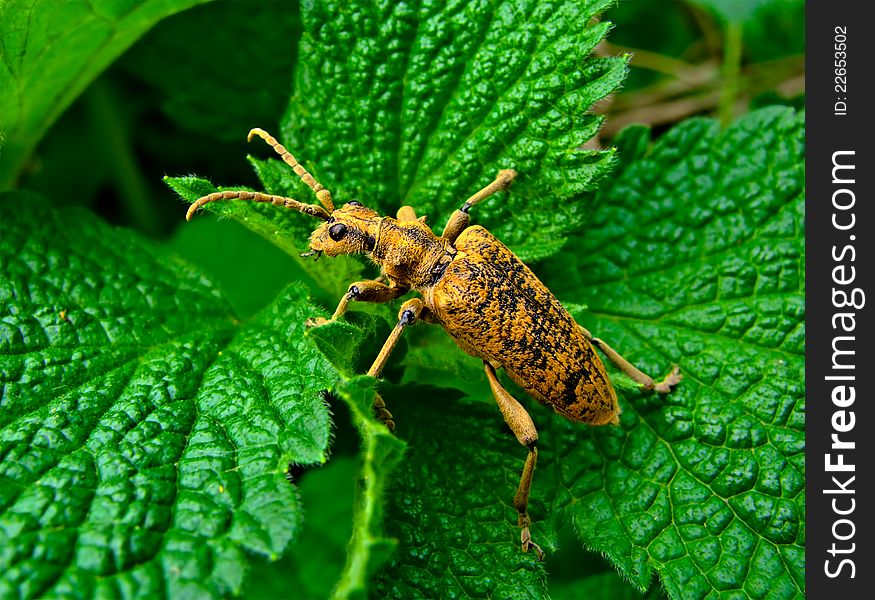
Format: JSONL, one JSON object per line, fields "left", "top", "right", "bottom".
{"left": 306, "top": 203, "right": 454, "bottom": 290}
{"left": 371, "top": 217, "right": 455, "bottom": 290}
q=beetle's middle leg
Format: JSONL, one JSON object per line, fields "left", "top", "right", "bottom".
{"left": 578, "top": 325, "right": 682, "bottom": 393}
{"left": 307, "top": 279, "right": 409, "bottom": 327}
{"left": 484, "top": 362, "right": 544, "bottom": 561}
{"left": 365, "top": 298, "right": 428, "bottom": 429}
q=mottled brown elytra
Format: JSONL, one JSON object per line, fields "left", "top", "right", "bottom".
{"left": 186, "top": 128, "right": 682, "bottom": 559}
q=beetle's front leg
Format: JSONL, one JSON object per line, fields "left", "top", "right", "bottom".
{"left": 307, "top": 279, "right": 408, "bottom": 327}
{"left": 484, "top": 362, "right": 545, "bottom": 561}
{"left": 578, "top": 325, "right": 682, "bottom": 393}
{"left": 366, "top": 298, "right": 428, "bottom": 429}
{"left": 441, "top": 169, "right": 517, "bottom": 244}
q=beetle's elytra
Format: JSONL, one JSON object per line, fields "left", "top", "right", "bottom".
{"left": 186, "top": 128, "right": 682, "bottom": 559}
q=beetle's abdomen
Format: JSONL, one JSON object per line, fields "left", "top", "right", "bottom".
{"left": 427, "top": 226, "right": 618, "bottom": 425}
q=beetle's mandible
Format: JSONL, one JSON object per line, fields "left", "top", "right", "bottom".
{"left": 186, "top": 128, "right": 682, "bottom": 559}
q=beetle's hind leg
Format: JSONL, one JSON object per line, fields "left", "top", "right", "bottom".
{"left": 578, "top": 325, "right": 682, "bottom": 393}
{"left": 484, "top": 362, "right": 544, "bottom": 561}
{"left": 365, "top": 298, "right": 428, "bottom": 429}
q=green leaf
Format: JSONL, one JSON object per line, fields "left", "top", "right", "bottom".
{"left": 0, "top": 0, "right": 215, "bottom": 189}
{"left": 359, "top": 107, "right": 803, "bottom": 599}
{"left": 165, "top": 175, "right": 366, "bottom": 299}
{"left": 242, "top": 456, "right": 358, "bottom": 599}
{"left": 283, "top": 308, "right": 409, "bottom": 598}
{"left": 0, "top": 193, "right": 336, "bottom": 597}
{"left": 293, "top": 0, "right": 626, "bottom": 263}
{"left": 330, "top": 378, "right": 406, "bottom": 599}
{"left": 119, "top": 0, "right": 301, "bottom": 142}
{"left": 170, "top": 0, "right": 626, "bottom": 265}
{"left": 536, "top": 106, "right": 805, "bottom": 597}
{"left": 372, "top": 385, "right": 548, "bottom": 599}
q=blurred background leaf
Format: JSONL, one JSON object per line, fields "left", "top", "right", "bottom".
{"left": 8, "top": 0, "right": 300, "bottom": 238}
{"left": 118, "top": 0, "right": 300, "bottom": 142}
{"left": 595, "top": 0, "right": 803, "bottom": 136}
{"left": 0, "top": 0, "right": 217, "bottom": 189}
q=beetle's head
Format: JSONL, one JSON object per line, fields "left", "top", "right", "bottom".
{"left": 306, "top": 202, "right": 381, "bottom": 258}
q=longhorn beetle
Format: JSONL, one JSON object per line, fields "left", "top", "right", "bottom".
{"left": 186, "top": 128, "right": 682, "bottom": 559}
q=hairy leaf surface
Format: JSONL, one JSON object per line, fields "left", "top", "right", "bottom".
{"left": 365, "top": 107, "right": 804, "bottom": 599}
{"left": 541, "top": 107, "right": 805, "bottom": 598}
{"left": 0, "top": 194, "right": 335, "bottom": 598}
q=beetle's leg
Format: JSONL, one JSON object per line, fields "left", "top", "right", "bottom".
{"left": 307, "top": 280, "right": 409, "bottom": 327}
{"left": 368, "top": 298, "right": 426, "bottom": 378}
{"left": 484, "top": 362, "right": 544, "bottom": 561}
{"left": 331, "top": 280, "right": 409, "bottom": 320}
{"left": 366, "top": 298, "right": 428, "bottom": 429}
{"left": 441, "top": 169, "right": 517, "bottom": 244}
{"left": 578, "top": 325, "right": 682, "bottom": 393}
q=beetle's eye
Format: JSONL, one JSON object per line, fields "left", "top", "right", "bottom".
{"left": 328, "top": 223, "right": 348, "bottom": 241}
{"left": 347, "top": 201, "right": 363, "bottom": 207}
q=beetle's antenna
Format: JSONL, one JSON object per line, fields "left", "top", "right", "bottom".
{"left": 186, "top": 190, "right": 330, "bottom": 222}
{"left": 247, "top": 128, "right": 335, "bottom": 212}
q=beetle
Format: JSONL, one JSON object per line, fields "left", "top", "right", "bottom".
{"left": 186, "top": 128, "right": 682, "bottom": 559}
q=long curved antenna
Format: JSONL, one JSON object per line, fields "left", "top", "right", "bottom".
{"left": 186, "top": 190, "right": 330, "bottom": 222}
{"left": 247, "top": 128, "right": 335, "bottom": 212}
